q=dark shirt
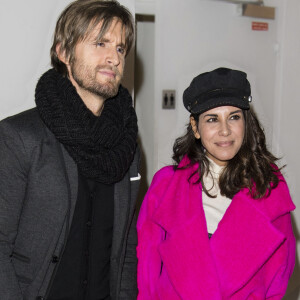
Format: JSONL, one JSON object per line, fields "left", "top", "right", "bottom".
{"left": 48, "top": 172, "right": 114, "bottom": 300}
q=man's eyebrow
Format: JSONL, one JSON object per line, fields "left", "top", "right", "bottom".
{"left": 97, "top": 37, "right": 109, "bottom": 42}
{"left": 117, "top": 42, "right": 126, "bottom": 49}
{"left": 95, "top": 37, "right": 126, "bottom": 48}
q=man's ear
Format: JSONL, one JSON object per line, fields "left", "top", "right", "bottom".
{"left": 190, "top": 116, "right": 200, "bottom": 139}
{"left": 56, "top": 44, "right": 69, "bottom": 65}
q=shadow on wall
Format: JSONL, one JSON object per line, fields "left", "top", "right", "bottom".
{"left": 122, "top": 44, "right": 149, "bottom": 211}
{"left": 136, "top": 134, "right": 148, "bottom": 212}
{"left": 134, "top": 52, "right": 149, "bottom": 212}
{"left": 122, "top": 45, "right": 135, "bottom": 95}
{"left": 283, "top": 214, "right": 300, "bottom": 299}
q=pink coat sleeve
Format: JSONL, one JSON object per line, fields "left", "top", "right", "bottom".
{"left": 136, "top": 167, "right": 174, "bottom": 300}
{"left": 265, "top": 212, "right": 296, "bottom": 299}
{"left": 263, "top": 175, "right": 296, "bottom": 298}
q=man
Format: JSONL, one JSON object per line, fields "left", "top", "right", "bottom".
{"left": 0, "top": 1, "right": 140, "bottom": 299}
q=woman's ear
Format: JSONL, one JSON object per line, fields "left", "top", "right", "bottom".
{"left": 190, "top": 116, "right": 200, "bottom": 139}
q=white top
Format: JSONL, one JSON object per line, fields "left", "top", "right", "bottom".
{"left": 202, "top": 158, "right": 231, "bottom": 234}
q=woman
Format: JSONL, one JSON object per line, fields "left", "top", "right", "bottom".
{"left": 137, "top": 68, "right": 296, "bottom": 299}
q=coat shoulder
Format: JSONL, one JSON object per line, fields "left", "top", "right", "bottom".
{"left": 137, "top": 166, "right": 175, "bottom": 224}
{"left": 242, "top": 173, "right": 295, "bottom": 221}
{"left": 1, "top": 108, "right": 46, "bottom": 134}
{"left": 150, "top": 165, "right": 175, "bottom": 192}
{"left": 0, "top": 108, "right": 52, "bottom": 146}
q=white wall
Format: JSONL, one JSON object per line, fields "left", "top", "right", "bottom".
{"left": 276, "top": 1, "right": 300, "bottom": 297}
{"left": 0, "top": 0, "right": 72, "bottom": 120}
{"left": 135, "top": 19, "right": 155, "bottom": 189}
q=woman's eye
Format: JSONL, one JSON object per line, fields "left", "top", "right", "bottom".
{"left": 97, "top": 42, "right": 105, "bottom": 47}
{"left": 230, "top": 114, "right": 241, "bottom": 120}
{"left": 207, "top": 117, "right": 217, "bottom": 123}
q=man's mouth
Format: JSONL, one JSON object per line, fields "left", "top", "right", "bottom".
{"left": 99, "top": 69, "right": 116, "bottom": 78}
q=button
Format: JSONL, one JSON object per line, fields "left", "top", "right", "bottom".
{"left": 36, "top": 297, "right": 44, "bottom": 300}
{"left": 90, "top": 192, "right": 95, "bottom": 200}
{"left": 83, "top": 279, "right": 88, "bottom": 285}
{"left": 52, "top": 256, "right": 59, "bottom": 263}
{"left": 86, "top": 221, "right": 92, "bottom": 227}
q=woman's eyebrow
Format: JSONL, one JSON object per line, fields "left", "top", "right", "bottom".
{"left": 229, "top": 109, "right": 242, "bottom": 115}
{"left": 203, "top": 113, "right": 218, "bottom": 117}
{"left": 203, "top": 109, "right": 242, "bottom": 118}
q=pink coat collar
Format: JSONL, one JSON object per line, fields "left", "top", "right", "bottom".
{"left": 151, "top": 157, "right": 295, "bottom": 298}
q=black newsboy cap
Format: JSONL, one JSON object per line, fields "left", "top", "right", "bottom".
{"left": 183, "top": 67, "right": 252, "bottom": 114}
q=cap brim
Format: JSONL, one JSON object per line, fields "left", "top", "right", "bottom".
{"left": 190, "top": 96, "right": 250, "bottom": 114}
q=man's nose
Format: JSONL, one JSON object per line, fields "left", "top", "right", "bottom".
{"left": 106, "top": 48, "right": 120, "bottom": 66}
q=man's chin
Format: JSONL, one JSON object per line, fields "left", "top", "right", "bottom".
{"left": 95, "top": 85, "right": 119, "bottom": 99}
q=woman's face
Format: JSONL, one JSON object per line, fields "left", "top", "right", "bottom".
{"left": 191, "top": 106, "right": 245, "bottom": 166}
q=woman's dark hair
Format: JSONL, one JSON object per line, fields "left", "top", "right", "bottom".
{"left": 50, "top": 0, "right": 135, "bottom": 77}
{"left": 172, "top": 108, "right": 282, "bottom": 199}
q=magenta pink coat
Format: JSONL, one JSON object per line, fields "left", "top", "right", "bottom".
{"left": 137, "top": 157, "right": 296, "bottom": 299}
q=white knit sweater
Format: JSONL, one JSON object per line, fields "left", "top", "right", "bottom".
{"left": 202, "top": 158, "right": 231, "bottom": 234}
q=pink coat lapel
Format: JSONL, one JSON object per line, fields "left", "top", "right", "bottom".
{"left": 210, "top": 189, "right": 286, "bottom": 296}
{"left": 153, "top": 160, "right": 222, "bottom": 299}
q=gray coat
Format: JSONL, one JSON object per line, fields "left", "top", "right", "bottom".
{"left": 0, "top": 108, "right": 140, "bottom": 300}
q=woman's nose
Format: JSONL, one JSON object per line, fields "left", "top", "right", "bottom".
{"left": 219, "top": 121, "right": 231, "bottom": 136}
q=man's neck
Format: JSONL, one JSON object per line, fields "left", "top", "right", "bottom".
{"left": 68, "top": 75, "right": 105, "bottom": 117}
{"left": 77, "top": 88, "right": 105, "bottom": 117}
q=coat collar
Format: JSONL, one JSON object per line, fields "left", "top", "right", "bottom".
{"left": 152, "top": 157, "right": 295, "bottom": 298}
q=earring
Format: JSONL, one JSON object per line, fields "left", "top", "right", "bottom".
{"left": 194, "top": 131, "right": 200, "bottom": 139}
{"left": 190, "top": 117, "right": 200, "bottom": 139}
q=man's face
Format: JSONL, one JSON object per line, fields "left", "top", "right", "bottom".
{"left": 67, "top": 18, "right": 126, "bottom": 101}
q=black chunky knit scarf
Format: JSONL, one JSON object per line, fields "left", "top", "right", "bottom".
{"left": 35, "top": 68, "right": 138, "bottom": 184}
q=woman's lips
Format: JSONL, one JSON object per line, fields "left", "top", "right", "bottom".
{"left": 215, "top": 141, "right": 233, "bottom": 147}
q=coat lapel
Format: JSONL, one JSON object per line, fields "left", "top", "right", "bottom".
{"left": 158, "top": 215, "right": 223, "bottom": 299}
{"left": 152, "top": 161, "right": 222, "bottom": 299}
{"left": 112, "top": 171, "right": 131, "bottom": 257}
{"left": 210, "top": 184, "right": 295, "bottom": 297}
{"left": 59, "top": 143, "right": 78, "bottom": 227}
